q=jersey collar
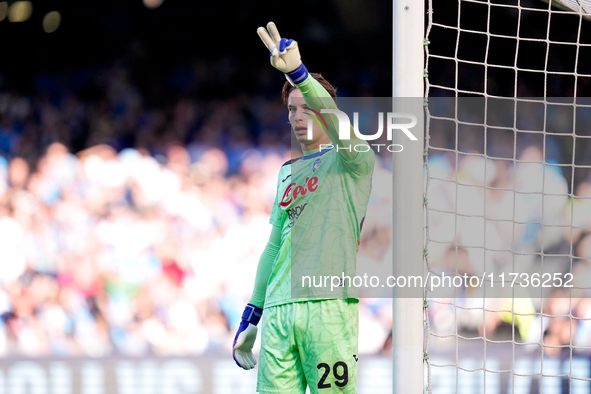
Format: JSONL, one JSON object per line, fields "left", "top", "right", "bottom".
{"left": 302, "top": 145, "right": 334, "bottom": 160}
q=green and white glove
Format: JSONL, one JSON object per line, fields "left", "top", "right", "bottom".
{"left": 257, "top": 21, "right": 309, "bottom": 84}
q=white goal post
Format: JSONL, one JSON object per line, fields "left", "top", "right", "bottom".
{"left": 541, "top": 0, "right": 591, "bottom": 19}
{"left": 392, "top": 0, "right": 425, "bottom": 393}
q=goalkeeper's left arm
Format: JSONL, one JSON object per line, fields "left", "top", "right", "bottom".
{"left": 257, "top": 22, "right": 371, "bottom": 164}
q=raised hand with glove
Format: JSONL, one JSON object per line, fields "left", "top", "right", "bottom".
{"left": 257, "top": 21, "right": 309, "bottom": 85}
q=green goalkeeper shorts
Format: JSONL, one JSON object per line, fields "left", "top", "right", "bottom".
{"left": 256, "top": 299, "right": 359, "bottom": 394}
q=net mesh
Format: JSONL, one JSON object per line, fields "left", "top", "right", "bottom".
{"left": 424, "top": 0, "right": 591, "bottom": 392}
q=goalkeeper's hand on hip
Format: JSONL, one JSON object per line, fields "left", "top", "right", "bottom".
{"left": 257, "top": 21, "right": 309, "bottom": 85}
{"left": 232, "top": 303, "right": 263, "bottom": 370}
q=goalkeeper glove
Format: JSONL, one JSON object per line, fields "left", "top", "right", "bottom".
{"left": 232, "top": 303, "right": 263, "bottom": 370}
{"left": 257, "top": 21, "right": 309, "bottom": 85}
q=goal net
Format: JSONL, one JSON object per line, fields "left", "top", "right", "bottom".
{"left": 424, "top": 0, "right": 591, "bottom": 393}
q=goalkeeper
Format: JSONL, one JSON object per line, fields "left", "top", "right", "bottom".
{"left": 233, "top": 22, "right": 375, "bottom": 394}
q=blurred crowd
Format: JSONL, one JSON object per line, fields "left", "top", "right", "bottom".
{"left": 425, "top": 101, "right": 591, "bottom": 358}
{"left": 0, "top": 63, "right": 394, "bottom": 357}
{"left": 2, "top": 59, "right": 591, "bottom": 360}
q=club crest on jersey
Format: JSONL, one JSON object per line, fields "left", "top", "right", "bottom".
{"left": 279, "top": 176, "right": 319, "bottom": 207}
{"left": 312, "top": 158, "right": 321, "bottom": 173}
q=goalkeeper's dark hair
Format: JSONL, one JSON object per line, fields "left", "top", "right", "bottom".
{"left": 281, "top": 72, "right": 337, "bottom": 105}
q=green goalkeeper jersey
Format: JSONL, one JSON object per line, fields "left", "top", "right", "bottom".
{"left": 264, "top": 143, "right": 375, "bottom": 308}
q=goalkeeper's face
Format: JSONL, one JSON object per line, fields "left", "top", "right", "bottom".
{"left": 288, "top": 89, "right": 330, "bottom": 150}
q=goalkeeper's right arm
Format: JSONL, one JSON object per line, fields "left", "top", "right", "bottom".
{"left": 257, "top": 22, "right": 372, "bottom": 165}
{"left": 232, "top": 224, "right": 281, "bottom": 370}
{"left": 248, "top": 224, "right": 281, "bottom": 308}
